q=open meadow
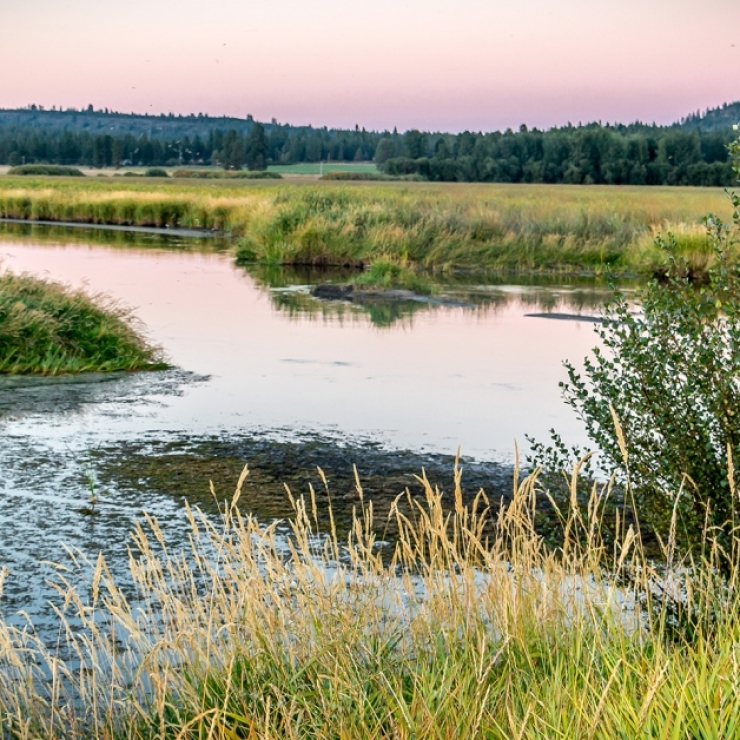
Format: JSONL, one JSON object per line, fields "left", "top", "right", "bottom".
{"left": 0, "top": 176, "right": 733, "bottom": 273}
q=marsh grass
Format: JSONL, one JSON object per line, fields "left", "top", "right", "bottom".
{"left": 353, "top": 259, "right": 434, "bottom": 294}
{"left": 0, "top": 271, "right": 164, "bottom": 374}
{"left": 0, "top": 178, "right": 732, "bottom": 274}
{"left": 1, "top": 459, "right": 740, "bottom": 738}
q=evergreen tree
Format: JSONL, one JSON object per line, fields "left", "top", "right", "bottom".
{"left": 247, "top": 123, "right": 268, "bottom": 170}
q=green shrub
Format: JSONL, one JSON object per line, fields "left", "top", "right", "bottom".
{"left": 548, "top": 130, "right": 740, "bottom": 545}
{"left": 172, "top": 169, "right": 281, "bottom": 180}
{"left": 145, "top": 167, "right": 169, "bottom": 178}
{"left": 319, "top": 171, "right": 422, "bottom": 181}
{"left": 8, "top": 164, "right": 85, "bottom": 177}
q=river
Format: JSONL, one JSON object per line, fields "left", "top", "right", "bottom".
{"left": 0, "top": 223, "right": 623, "bottom": 641}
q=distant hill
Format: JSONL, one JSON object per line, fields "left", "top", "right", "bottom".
{"left": 1, "top": 101, "right": 738, "bottom": 139}
{"left": 0, "top": 107, "right": 318, "bottom": 139}
{"left": 679, "top": 102, "right": 740, "bottom": 132}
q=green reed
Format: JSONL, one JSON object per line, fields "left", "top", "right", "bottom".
{"left": 0, "top": 177, "right": 732, "bottom": 274}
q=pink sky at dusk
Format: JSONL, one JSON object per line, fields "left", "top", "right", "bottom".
{"left": 2, "top": 0, "right": 739, "bottom": 133}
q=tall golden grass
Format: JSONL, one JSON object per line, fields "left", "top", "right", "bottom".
{"left": 0, "top": 177, "right": 732, "bottom": 273}
{"left": 1, "top": 454, "right": 739, "bottom": 738}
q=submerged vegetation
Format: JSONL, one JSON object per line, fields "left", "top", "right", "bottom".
{"left": 0, "top": 176, "right": 733, "bottom": 274}
{"left": 0, "top": 271, "right": 164, "bottom": 374}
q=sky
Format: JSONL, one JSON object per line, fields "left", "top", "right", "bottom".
{"left": 1, "top": 0, "right": 739, "bottom": 133}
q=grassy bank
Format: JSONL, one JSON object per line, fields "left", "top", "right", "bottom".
{"left": 0, "top": 271, "right": 164, "bottom": 373}
{"left": 0, "top": 464, "right": 739, "bottom": 738}
{"left": 0, "top": 176, "right": 733, "bottom": 274}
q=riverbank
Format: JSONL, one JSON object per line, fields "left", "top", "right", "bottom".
{"left": 0, "top": 176, "right": 733, "bottom": 274}
{"left": 0, "top": 271, "right": 164, "bottom": 374}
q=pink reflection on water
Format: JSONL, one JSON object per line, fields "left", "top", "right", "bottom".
{"left": 0, "top": 239, "right": 603, "bottom": 461}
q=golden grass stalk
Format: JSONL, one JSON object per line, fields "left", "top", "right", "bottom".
{"left": 0, "top": 458, "right": 739, "bottom": 738}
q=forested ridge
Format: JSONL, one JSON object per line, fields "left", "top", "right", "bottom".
{"left": 1, "top": 101, "right": 738, "bottom": 185}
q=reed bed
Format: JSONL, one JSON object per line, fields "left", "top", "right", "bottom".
{"left": 0, "top": 178, "right": 732, "bottom": 273}
{"left": 0, "top": 271, "right": 164, "bottom": 374}
{"left": 1, "top": 460, "right": 739, "bottom": 739}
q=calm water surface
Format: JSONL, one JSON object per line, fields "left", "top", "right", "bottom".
{"left": 0, "top": 238, "right": 607, "bottom": 457}
{"left": 0, "top": 227, "right": 622, "bottom": 637}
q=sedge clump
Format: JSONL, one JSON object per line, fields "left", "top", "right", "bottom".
{"left": 0, "top": 271, "right": 165, "bottom": 374}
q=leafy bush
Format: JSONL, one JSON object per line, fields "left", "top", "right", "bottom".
{"left": 549, "top": 129, "right": 740, "bottom": 544}
{"left": 8, "top": 164, "right": 85, "bottom": 176}
{"left": 319, "top": 171, "right": 423, "bottom": 181}
{"left": 144, "top": 167, "right": 169, "bottom": 178}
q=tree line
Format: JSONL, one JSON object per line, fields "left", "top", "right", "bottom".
{"left": 0, "top": 106, "right": 736, "bottom": 186}
{"left": 0, "top": 123, "right": 377, "bottom": 171}
{"left": 377, "top": 125, "right": 736, "bottom": 186}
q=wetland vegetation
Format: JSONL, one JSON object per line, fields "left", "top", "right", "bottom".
{"left": 0, "top": 130, "right": 739, "bottom": 738}
{"left": 2, "top": 464, "right": 740, "bottom": 739}
{"left": 0, "top": 176, "right": 733, "bottom": 275}
{"left": 0, "top": 271, "right": 164, "bottom": 374}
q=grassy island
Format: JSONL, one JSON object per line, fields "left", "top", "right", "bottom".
{"left": 0, "top": 271, "right": 164, "bottom": 374}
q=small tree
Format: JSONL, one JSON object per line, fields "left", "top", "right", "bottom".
{"left": 553, "top": 128, "right": 740, "bottom": 543}
{"left": 221, "top": 130, "right": 245, "bottom": 170}
{"left": 247, "top": 122, "right": 268, "bottom": 171}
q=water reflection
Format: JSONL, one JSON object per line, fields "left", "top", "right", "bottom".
{"left": 0, "top": 219, "right": 229, "bottom": 252}
{"left": 0, "top": 230, "right": 634, "bottom": 460}
{"left": 246, "top": 262, "right": 633, "bottom": 328}
{"left": 0, "top": 225, "right": 640, "bottom": 654}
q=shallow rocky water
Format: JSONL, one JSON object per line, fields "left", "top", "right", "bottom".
{"left": 0, "top": 223, "right": 629, "bottom": 645}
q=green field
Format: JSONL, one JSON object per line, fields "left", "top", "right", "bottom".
{"left": 267, "top": 161, "right": 378, "bottom": 175}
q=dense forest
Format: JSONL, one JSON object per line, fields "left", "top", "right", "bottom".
{"left": 377, "top": 124, "right": 735, "bottom": 186}
{"left": 0, "top": 101, "right": 737, "bottom": 185}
